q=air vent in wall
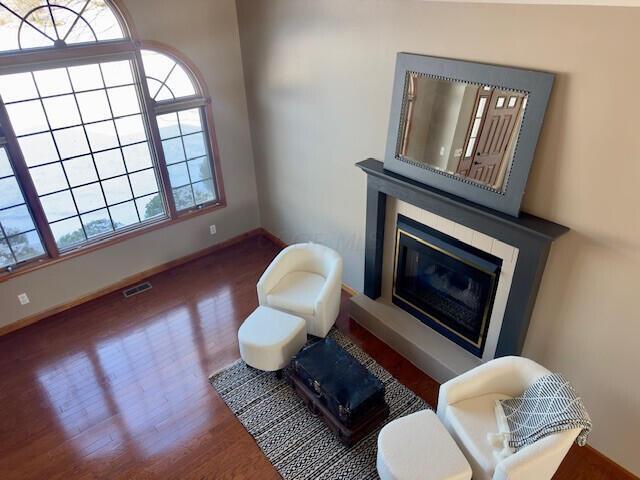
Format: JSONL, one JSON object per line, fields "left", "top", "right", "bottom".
{"left": 122, "top": 281, "right": 152, "bottom": 298}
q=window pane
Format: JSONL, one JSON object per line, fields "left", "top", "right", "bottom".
{"left": 161, "top": 137, "right": 185, "bottom": 164}
{"left": 135, "top": 193, "right": 164, "bottom": 220}
{"left": 33, "top": 68, "right": 72, "bottom": 97}
{"left": 0, "top": 240, "right": 13, "bottom": 268}
{"left": 178, "top": 109, "right": 203, "bottom": 135}
{"left": 63, "top": 155, "right": 98, "bottom": 187}
{"left": 29, "top": 163, "right": 69, "bottom": 195}
{"left": 94, "top": 149, "right": 125, "bottom": 179}
{"left": 157, "top": 112, "right": 180, "bottom": 139}
{"left": 188, "top": 156, "right": 212, "bottom": 183}
{"left": 109, "top": 201, "right": 139, "bottom": 229}
{"left": 107, "top": 85, "right": 140, "bottom": 117}
{"left": 9, "top": 230, "right": 45, "bottom": 262}
{"left": 0, "top": 73, "right": 38, "bottom": 102}
{"left": 115, "top": 115, "right": 146, "bottom": 145}
{"left": 73, "top": 183, "right": 106, "bottom": 214}
{"left": 183, "top": 132, "right": 206, "bottom": 159}
{"left": 50, "top": 216, "right": 85, "bottom": 248}
{"left": 101, "top": 61, "right": 134, "bottom": 87}
{"left": 0, "top": 147, "right": 13, "bottom": 177}
{"left": 171, "top": 185, "right": 195, "bottom": 211}
{"left": 85, "top": 121, "right": 118, "bottom": 151}
{"left": 68, "top": 64, "right": 104, "bottom": 92}
{"left": 102, "top": 176, "right": 132, "bottom": 205}
{"left": 129, "top": 169, "right": 159, "bottom": 197}
{"left": 40, "top": 190, "right": 77, "bottom": 222}
{"left": 81, "top": 209, "right": 113, "bottom": 238}
{"left": 5, "top": 100, "right": 48, "bottom": 135}
{"left": 18, "top": 132, "right": 59, "bottom": 166}
{"left": 168, "top": 162, "right": 190, "bottom": 188}
{"left": 122, "top": 143, "right": 152, "bottom": 172}
{"left": 43, "top": 95, "right": 81, "bottom": 129}
{"left": 0, "top": 146, "right": 46, "bottom": 268}
{"left": 0, "top": 176, "right": 24, "bottom": 209}
{"left": 54, "top": 126, "right": 90, "bottom": 159}
{"left": 471, "top": 118, "right": 481, "bottom": 138}
{"left": 476, "top": 97, "right": 487, "bottom": 118}
{"left": 193, "top": 179, "right": 216, "bottom": 205}
{"left": 0, "top": 205, "right": 35, "bottom": 234}
{"left": 76, "top": 90, "right": 111, "bottom": 123}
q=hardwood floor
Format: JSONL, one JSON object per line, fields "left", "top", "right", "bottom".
{"left": 0, "top": 235, "right": 633, "bottom": 479}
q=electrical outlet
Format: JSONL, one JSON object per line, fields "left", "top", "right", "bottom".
{"left": 209, "top": 224, "right": 217, "bottom": 235}
{"left": 18, "top": 293, "right": 30, "bottom": 305}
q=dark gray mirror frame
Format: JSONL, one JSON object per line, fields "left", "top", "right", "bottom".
{"left": 384, "top": 53, "right": 554, "bottom": 217}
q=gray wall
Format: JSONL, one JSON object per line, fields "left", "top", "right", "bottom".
{"left": 237, "top": 0, "right": 640, "bottom": 474}
{"left": 0, "top": 0, "right": 260, "bottom": 327}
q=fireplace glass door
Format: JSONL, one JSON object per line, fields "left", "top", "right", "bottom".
{"left": 393, "top": 215, "right": 501, "bottom": 357}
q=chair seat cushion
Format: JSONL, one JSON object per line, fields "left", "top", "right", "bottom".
{"left": 267, "top": 271, "right": 325, "bottom": 316}
{"left": 446, "top": 393, "right": 511, "bottom": 479}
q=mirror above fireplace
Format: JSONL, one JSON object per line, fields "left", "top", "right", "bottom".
{"left": 397, "top": 75, "right": 528, "bottom": 193}
{"left": 384, "top": 53, "right": 554, "bottom": 217}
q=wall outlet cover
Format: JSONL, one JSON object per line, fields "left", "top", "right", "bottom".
{"left": 18, "top": 293, "right": 30, "bottom": 305}
{"left": 209, "top": 225, "right": 217, "bottom": 235}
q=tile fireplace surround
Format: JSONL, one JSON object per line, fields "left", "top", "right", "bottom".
{"left": 350, "top": 159, "right": 569, "bottom": 382}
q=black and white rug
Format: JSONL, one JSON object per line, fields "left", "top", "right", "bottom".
{"left": 209, "top": 329, "right": 430, "bottom": 480}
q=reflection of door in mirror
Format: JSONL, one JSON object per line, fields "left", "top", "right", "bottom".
{"left": 456, "top": 89, "right": 526, "bottom": 188}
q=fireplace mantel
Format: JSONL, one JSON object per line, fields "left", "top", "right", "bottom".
{"left": 357, "top": 158, "right": 568, "bottom": 357}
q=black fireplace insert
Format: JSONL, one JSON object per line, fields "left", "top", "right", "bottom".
{"left": 392, "top": 215, "right": 502, "bottom": 357}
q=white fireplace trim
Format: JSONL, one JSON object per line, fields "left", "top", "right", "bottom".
{"left": 381, "top": 198, "right": 519, "bottom": 363}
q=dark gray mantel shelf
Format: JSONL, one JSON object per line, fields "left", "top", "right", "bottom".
{"left": 357, "top": 158, "right": 569, "bottom": 357}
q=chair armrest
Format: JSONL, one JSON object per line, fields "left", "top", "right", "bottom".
{"left": 492, "top": 428, "right": 580, "bottom": 480}
{"left": 257, "top": 246, "right": 300, "bottom": 305}
{"left": 437, "top": 356, "right": 550, "bottom": 417}
{"left": 314, "top": 256, "right": 343, "bottom": 327}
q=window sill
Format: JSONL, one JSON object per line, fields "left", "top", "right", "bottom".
{"left": 0, "top": 199, "right": 226, "bottom": 283}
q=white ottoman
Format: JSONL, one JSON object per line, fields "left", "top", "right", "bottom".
{"left": 377, "top": 410, "right": 472, "bottom": 480}
{"left": 238, "top": 306, "right": 307, "bottom": 371}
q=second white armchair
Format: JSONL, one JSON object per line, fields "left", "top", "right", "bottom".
{"left": 437, "top": 356, "right": 581, "bottom": 480}
{"left": 257, "top": 243, "right": 343, "bottom": 338}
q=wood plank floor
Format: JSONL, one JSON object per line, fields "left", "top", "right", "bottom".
{"left": 0, "top": 235, "right": 633, "bottom": 479}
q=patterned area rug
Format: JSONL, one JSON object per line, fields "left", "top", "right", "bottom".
{"left": 209, "top": 329, "right": 430, "bottom": 480}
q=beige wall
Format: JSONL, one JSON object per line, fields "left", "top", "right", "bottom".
{"left": 237, "top": 0, "right": 640, "bottom": 474}
{"left": 0, "top": 0, "right": 260, "bottom": 328}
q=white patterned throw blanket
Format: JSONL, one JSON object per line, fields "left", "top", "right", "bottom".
{"left": 490, "top": 373, "right": 592, "bottom": 457}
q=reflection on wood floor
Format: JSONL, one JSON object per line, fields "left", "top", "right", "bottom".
{"left": 0, "top": 235, "right": 629, "bottom": 479}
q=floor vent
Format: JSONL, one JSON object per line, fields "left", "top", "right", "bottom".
{"left": 122, "top": 281, "right": 152, "bottom": 298}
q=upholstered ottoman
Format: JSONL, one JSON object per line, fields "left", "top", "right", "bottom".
{"left": 238, "top": 306, "right": 307, "bottom": 371}
{"left": 377, "top": 410, "right": 472, "bottom": 480}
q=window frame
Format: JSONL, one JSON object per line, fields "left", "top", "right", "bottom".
{"left": 0, "top": 3, "right": 226, "bottom": 281}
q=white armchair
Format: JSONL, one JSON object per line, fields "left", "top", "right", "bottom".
{"left": 257, "top": 243, "right": 343, "bottom": 338}
{"left": 437, "top": 356, "right": 580, "bottom": 480}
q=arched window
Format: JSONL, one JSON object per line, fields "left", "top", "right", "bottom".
{"left": 141, "top": 49, "right": 218, "bottom": 212}
{"left": 0, "top": 1, "right": 224, "bottom": 275}
{"left": 0, "top": 1, "right": 126, "bottom": 52}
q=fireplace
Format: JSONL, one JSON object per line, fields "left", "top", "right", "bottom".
{"left": 392, "top": 215, "right": 502, "bottom": 357}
